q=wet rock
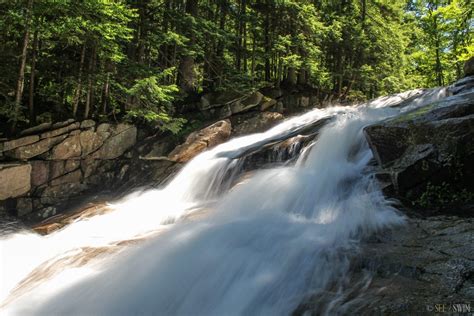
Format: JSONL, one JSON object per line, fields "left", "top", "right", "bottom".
{"left": 232, "top": 112, "right": 284, "bottom": 136}
{"left": 449, "top": 75, "right": 474, "bottom": 95}
{"left": 16, "top": 197, "right": 33, "bottom": 216}
{"left": 294, "top": 215, "right": 474, "bottom": 315}
{"left": 358, "top": 216, "right": 474, "bottom": 314}
{"left": 168, "top": 120, "right": 231, "bottom": 163}
{"left": 40, "top": 206, "right": 57, "bottom": 219}
{"left": 0, "top": 164, "right": 31, "bottom": 200}
{"left": 364, "top": 92, "right": 474, "bottom": 203}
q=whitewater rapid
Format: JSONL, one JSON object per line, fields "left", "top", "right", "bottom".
{"left": 0, "top": 88, "right": 447, "bottom": 315}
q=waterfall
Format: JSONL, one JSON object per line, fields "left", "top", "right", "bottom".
{"left": 1, "top": 88, "right": 447, "bottom": 315}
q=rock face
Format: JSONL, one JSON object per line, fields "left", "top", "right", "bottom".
{"left": 364, "top": 87, "right": 474, "bottom": 208}
{"left": 357, "top": 216, "right": 474, "bottom": 314}
{"left": 464, "top": 56, "right": 474, "bottom": 77}
{"left": 0, "top": 120, "right": 138, "bottom": 219}
{"left": 294, "top": 215, "right": 474, "bottom": 315}
{"left": 168, "top": 120, "right": 232, "bottom": 162}
{"left": 232, "top": 112, "right": 284, "bottom": 136}
{"left": 92, "top": 124, "right": 137, "bottom": 159}
{"left": 0, "top": 164, "right": 31, "bottom": 200}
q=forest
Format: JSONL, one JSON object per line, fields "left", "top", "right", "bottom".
{"left": 0, "top": 0, "right": 472, "bottom": 135}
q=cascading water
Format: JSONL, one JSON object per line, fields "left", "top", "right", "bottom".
{"left": 0, "top": 87, "right": 448, "bottom": 315}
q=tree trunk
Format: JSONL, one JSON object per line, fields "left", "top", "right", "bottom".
{"left": 287, "top": 67, "right": 298, "bottom": 86}
{"left": 178, "top": 0, "right": 198, "bottom": 95}
{"left": 72, "top": 44, "right": 86, "bottom": 117}
{"left": 13, "top": 0, "right": 34, "bottom": 131}
{"left": 242, "top": 0, "right": 247, "bottom": 73}
{"left": 84, "top": 45, "right": 96, "bottom": 119}
{"left": 214, "top": 0, "right": 227, "bottom": 88}
{"left": 102, "top": 72, "right": 110, "bottom": 114}
{"left": 28, "top": 29, "right": 39, "bottom": 124}
{"left": 263, "top": 3, "right": 271, "bottom": 82}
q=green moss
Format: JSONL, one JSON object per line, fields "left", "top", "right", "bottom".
{"left": 390, "top": 104, "right": 436, "bottom": 124}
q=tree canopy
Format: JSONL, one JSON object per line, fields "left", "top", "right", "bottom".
{"left": 0, "top": 0, "right": 472, "bottom": 134}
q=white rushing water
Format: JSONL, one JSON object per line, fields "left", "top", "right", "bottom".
{"left": 0, "top": 87, "right": 448, "bottom": 315}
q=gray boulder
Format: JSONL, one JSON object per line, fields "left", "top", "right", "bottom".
{"left": 364, "top": 91, "right": 474, "bottom": 207}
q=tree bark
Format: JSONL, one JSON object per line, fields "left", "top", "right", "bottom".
{"left": 102, "top": 72, "right": 110, "bottom": 114}
{"left": 178, "top": 0, "right": 198, "bottom": 95}
{"left": 13, "top": 0, "right": 34, "bottom": 131}
{"left": 72, "top": 44, "right": 86, "bottom": 117}
{"left": 84, "top": 44, "right": 96, "bottom": 119}
{"left": 28, "top": 29, "right": 39, "bottom": 124}
{"left": 263, "top": 0, "right": 271, "bottom": 82}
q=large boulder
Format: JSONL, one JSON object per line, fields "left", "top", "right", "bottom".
{"left": 40, "top": 122, "right": 80, "bottom": 139}
{"left": 80, "top": 130, "right": 105, "bottom": 156}
{"left": 230, "top": 91, "right": 264, "bottom": 114}
{"left": 0, "top": 164, "right": 31, "bottom": 200}
{"left": 232, "top": 112, "right": 284, "bottom": 136}
{"left": 30, "top": 160, "right": 50, "bottom": 187}
{"left": 6, "top": 134, "right": 68, "bottom": 160}
{"left": 92, "top": 124, "right": 137, "bottom": 159}
{"left": 50, "top": 134, "right": 82, "bottom": 160}
{"left": 2, "top": 135, "right": 39, "bottom": 152}
{"left": 364, "top": 90, "right": 474, "bottom": 207}
{"left": 464, "top": 56, "right": 474, "bottom": 77}
{"left": 199, "top": 91, "right": 244, "bottom": 111}
{"left": 168, "top": 120, "right": 232, "bottom": 162}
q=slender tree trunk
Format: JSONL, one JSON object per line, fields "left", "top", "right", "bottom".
{"left": 13, "top": 0, "right": 33, "bottom": 131}
{"left": 242, "top": 0, "right": 247, "bottom": 73}
{"left": 214, "top": 0, "right": 227, "bottom": 88}
{"left": 84, "top": 45, "right": 96, "bottom": 119}
{"left": 251, "top": 27, "right": 256, "bottom": 82}
{"left": 264, "top": 0, "right": 271, "bottom": 81}
{"left": 102, "top": 72, "right": 110, "bottom": 114}
{"left": 28, "top": 29, "right": 39, "bottom": 124}
{"left": 72, "top": 43, "right": 86, "bottom": 117}
{"left": 178, "top": 0, "right": 198, "bottom": 95}
{"left": 287, "top": 67, "right": 297, "bottom": 86}
{"left": 435, "top": 40, "right": 443, "bottom": 86}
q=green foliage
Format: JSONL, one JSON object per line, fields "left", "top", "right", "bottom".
{"left": 414, "top": 182, "right": 474, "bottom": 208}
{"left": 0, "top": 0, "right": 472, "bottom": 132}
{"left": 124, "top": 73, "right": 186, "bottom": 134}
